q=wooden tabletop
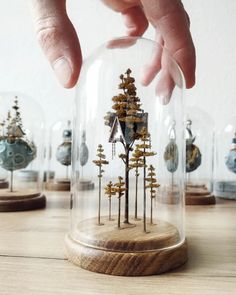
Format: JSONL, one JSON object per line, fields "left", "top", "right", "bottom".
{"left": 0, "top": 192, "right": 235, "bottom": 295}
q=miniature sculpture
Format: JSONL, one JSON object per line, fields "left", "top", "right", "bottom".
{"left": 103, "top": 69, "right": 157, "bottom": 232}
{"left": 225, "top": 132, "right": 236, "bottom": 173}
{"left": 145, "top": 165, "right": 160, "bottom": 224}
{"left": 46, "top": 120, "right": 72, "bottom": 191}
{"left": 104, "top": 69, "right": 149, "bottom": 226}
{"left": 56, "top": 120, "right": 72, "bottom": 178}
{"left": 0, "top": 95, "right": 46, "bottom": 211}
{"left": 0, "top": 96, "right": 36, "bottom": 191}
{"left": 164, "top": 121, "right": 179, "bottom": 173}
{"left": 65, "top": 38, "right": 188, "bottom": 276}
{"left": 79, "top": 131, "right": 89, "bottom": 170}
{"left": 93, "top": 144, "right": 109, "bottom": 225}
{"left": 186, "top": 119, "right": 201, "bottom": 173}
{"left": 163, "top": 121, "right": 179, "bottom": 204}
{"left": 78, "top": 130, "right": 94, "bottom": 190}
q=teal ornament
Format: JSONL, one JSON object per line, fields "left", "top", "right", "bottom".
{"left": 225, "top": 135, "right": 236, "bottom": 173}
{"left": 56, "top": 128, "right": 72, "bottom": 166}
{"left": 79, "top": 131, "right": 89, "bottom": 167}
{"left": 164, "top": 140, "right": 179, "bottom": 173}
{"left": 0, "top": 138, "right": 36, "bottom": 171}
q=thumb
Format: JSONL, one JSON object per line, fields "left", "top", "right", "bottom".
{"left": 29, "top": 0, "right": 82, "bottom": 88}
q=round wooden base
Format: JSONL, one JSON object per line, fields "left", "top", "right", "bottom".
{"left": 45, "top": 180, "right": 70, "bottom": 191}
{"left": 214, "top": 181, "right": 236, "bottom": 200}
{"left": 0, "top": 190, "right": 46, "bottom": 212}
{"left": 77, "top": 180, "right": 94, "bottom": 191}
{"left": 185, "top": 186, "right": 215, "bottom": 205}
{"left": 65, "top": 217, "right": 187, "bottom": 276}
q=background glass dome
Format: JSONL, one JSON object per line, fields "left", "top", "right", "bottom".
{"left": 214, "top": 115, "right": 236, "bottom": 199}
{"left": 66, "top": 37, "right": 187, "bottom": 276}
{"left": 0, "top": 92, "right": 46, "bottom": 211}
{"left": 185, "top": 107, "right": 215, "bottom": 205}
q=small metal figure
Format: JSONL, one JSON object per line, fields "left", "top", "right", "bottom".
{"left": 79, "top": 130, "right": 89, "bottom": 167}
{"left": 186, "top": 119, "right": 201, "bottom": 173}
{"left": 164, "top": 121, "right": 179, "bottom": 173}
{"left": 56, "top": 121, "right": 72, "bottom": 167}
{"left": 225, "top": 132, "right": 236, "bottom": 173}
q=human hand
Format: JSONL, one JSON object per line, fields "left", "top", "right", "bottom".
{"left": 29, "top": 0, "right": 195, "bottom": 89}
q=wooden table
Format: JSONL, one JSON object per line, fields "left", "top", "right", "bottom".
{"left": 0, "top": 192, "right": 235, "bottom": 295}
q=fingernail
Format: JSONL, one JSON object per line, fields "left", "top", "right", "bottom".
{"left": 158, "top": 93, "right": 171, "bottom": 105}
{"left": 53, "top": 57, "right": 72, "bottom": 86}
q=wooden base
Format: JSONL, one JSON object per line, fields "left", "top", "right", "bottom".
{"left": 0, "top": 190, "right": 46, "bottom": 212}
{"left": 185, "top": 185, "right": 215, "bottom": 205}
{"left": 0, "top": 180, "right": 9, "bottom": 189}
{"left": 77, "top": 180, "right": 94, "bottom": 191}
{"left": 65, "top": 217, "right": 187, "bottom": 276}
{"left": 214, "top": 181, "right": 236, "bottom": 200}
{"left": 45, "top": 180, "right": 70, "bottom": 191}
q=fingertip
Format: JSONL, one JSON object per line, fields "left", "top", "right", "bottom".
{"left": 122, "top": 6, "right": 149, "bottom": 37}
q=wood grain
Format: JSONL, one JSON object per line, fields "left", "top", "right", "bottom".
{"left": 0, "top": 192, "right": 235, "bottom": 293}
{"left": 66, "top": 235, "right": 187, "bottom": 276}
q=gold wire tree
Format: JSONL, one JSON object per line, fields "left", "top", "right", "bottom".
{"left": 136, "top": 127, "right": 156, "bottom": 232}
{"left": 145, "top": 165, "right": 160, "bottom": 224}
{"left": 93, "top": 144, "right": 109, "bottom": 225}
{"left": 104, "top": 181, "right": 116, "bottom": 221}
{"left": 114, "top": 176, "right": 126, "bottom": 229}
{"left": 129, "top": 145, "right": 144, "bottom": 220}
{"left": 104, "top": 69, "right": 147, "bottom": 225}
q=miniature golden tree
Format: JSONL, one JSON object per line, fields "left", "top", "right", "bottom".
{"left": 105, "top": 69, "right": 147, "bottom": 225}
{"left": 104, "top": 181, "right": 116, "bottom": 221}
{"left": 114, "top": 176, "right": 126, "bottom": 229}
{"left": 129, "top": 145, "right": 144, "bottom": 219}
{"left": 145, "top": 165, "right": 160, "bottom": 224}
{"left": 93, "top": 144, "right": 109, "bottom": 225}
{"left": 136, "top": 127, "right": 156, "bottom": 232}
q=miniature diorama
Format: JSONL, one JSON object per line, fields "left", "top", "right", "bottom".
{"left": 45, "top": 120, "right": 72, "bottom": 191}
{"left": 185, "top": 109, "right": 215, "bottom": 205}
{"left": 65, "top": 37, "right": 187, "bottom": 276}
{"left": 0, "top": 94, "right": 46, "bottom": 211}
{"left": 214, "top": 117, "right": 236, "bottom": 199}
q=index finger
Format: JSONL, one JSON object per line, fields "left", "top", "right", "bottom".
{"left": 141, "top": 0, "right": 196, "bottom": 88}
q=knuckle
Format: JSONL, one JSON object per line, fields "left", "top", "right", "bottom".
{"left": 36, "top": 17, "right": 62, "bottom": 52}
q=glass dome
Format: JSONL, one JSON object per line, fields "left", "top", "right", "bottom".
{"left": 45, "top": 119, "right": 72, "bottom": 191}
{"left": 185, "top": 107, "right": 215, "bottom": 205}
{"left": 0, "top": 92, "right": 46, "bottom": 211}
{"left": 66, "top": 37, "right": 187, "bottom": 276}
{"left": 214, "top": 116, "right": 236, "bottom": 199}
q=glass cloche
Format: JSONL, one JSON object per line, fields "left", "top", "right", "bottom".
{"left": 214, "top": 116, "right": 236, "bottom": 199}
{"left": 45, "top": 119, "right": 72, "bottom": 191}
{"left": 185, "top": 107, "right": 215, "bottom": 205}
{"left": 0, "top": 93, "right": 46, "bottom": 211}
{"left": 65, "top": 37, "right": 187, "bottom": 276}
